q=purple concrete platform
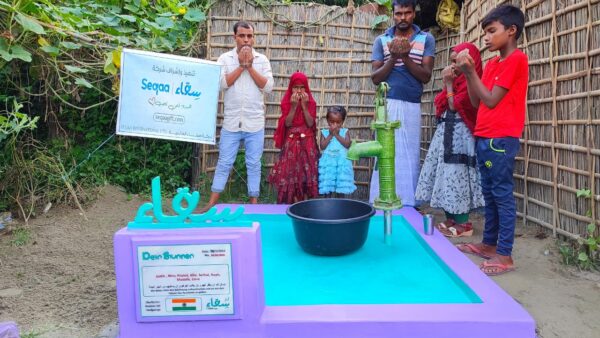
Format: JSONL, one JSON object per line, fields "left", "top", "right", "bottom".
{"left": 114, "top": 204, "right": 535, "bottom": 338}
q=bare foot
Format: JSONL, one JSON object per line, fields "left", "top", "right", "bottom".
{"left": 197, "top": 204, "right": 215, "bottom": 214}
{"left": 198, "top": 192, "right": 220, "bottom": 214}
{"left": 249, "top": 197, "right": 258, "bottom": 204}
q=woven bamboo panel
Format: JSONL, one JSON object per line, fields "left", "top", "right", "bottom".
{"left": 204, "top": 0, "right": 384, "bottom": 200}
{"left": 457, "top": 0, "right": 600, "bottom": 239}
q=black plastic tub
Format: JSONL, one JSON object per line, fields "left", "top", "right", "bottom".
{"left": 286, "top": 199, "right": 376, "bottom": 256}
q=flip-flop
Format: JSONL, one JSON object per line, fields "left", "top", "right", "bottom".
{"left": 456, "top": 243, "right": 493, "bottom": 259}
{"left": 480, "top": 260, "right": 515, "bottom": 276}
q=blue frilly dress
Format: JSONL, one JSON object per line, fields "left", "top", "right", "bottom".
{"left": 318, "top": 128, "right": 357, "bottom": 194}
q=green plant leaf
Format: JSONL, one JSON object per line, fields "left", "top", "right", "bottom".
{"left": 0, "top": 39, "right": 12, "bottom": 61}
{"left": 115, "top": 26, "right": 136, "bottom": 34}
{"left": 74, "top": 77, "right": 93, "bottom": 88}
{"left": 15, "top": 13, "right": 46, "bottom": 35}
{"left": 183, "top": 8, "right": 205, "bottom": 22}
{"left": 104, "top": 52, "right": 118, "bottom": 75}
{"left": 64, "top": 65, "right": 88, "bottom": 73}
{"left": 155, "top": 17, "right": 174, "bottom": 29}
{"left": 588, "top": 223, "right": 597, "bottom": 234}
{"left": 576, "top": 189, "right": 592, "bottom": 198}
{"left": 371, "top": 15, "right": 389, "bottom": 29}
{"left": 10, "top": 45, "right": 32, "bottom": 62}
{"left": 578, "top": 252, "right": 588, "bottom": 262}
{"left": 116, "top": 14, "right": 136, "bottom": 22}
{"left": 112, "top": 49, "right": 122, "bottom": 68}
{"left": 98, "top": 14, "right": 121, "bottom": 27}
{"left": 124, "top": 4, "right": 139, "bottom": 13}
{"left": 586, "top": 237, "right": 597, "bottom": 249}
{"left": 114, "top": 36, "right": 130, "bottom": 44}
{"left": 40, "top": 45, "right": 59, "bottom": 56}
{"left": 60, "top": 41, "right": 81, "bottom": 50}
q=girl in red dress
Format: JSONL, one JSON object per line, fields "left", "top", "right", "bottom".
{"left": 269, "top": 72, "right": 319, "bottom": 204}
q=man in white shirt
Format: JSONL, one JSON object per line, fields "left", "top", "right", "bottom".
{"left": 202, "top": 21, "right": 274, "bottom": 210}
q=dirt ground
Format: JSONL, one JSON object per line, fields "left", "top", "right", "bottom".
{"left": 1, "top": 185, "right": 599, "bottom": 338}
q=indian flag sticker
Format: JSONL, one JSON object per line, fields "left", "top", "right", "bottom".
{"left": 167, "top": 298, "right": 199, "bottom": 312}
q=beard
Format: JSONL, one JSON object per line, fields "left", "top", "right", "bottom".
{"left": 396, "top": 22, "right": 410, "bottom": 31}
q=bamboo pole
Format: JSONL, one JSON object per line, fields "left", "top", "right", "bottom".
{"left": 550, "top": 0, "right": 559, "bottom": 237}
{"left": 584, "top": 0, "right": 596, "bottom": 225}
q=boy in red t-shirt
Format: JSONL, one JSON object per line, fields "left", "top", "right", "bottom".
{"left": 455, "top": 5, "right": 529, "bottom": 275}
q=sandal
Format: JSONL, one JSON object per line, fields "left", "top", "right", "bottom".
{"left": 456, "top": 243, "right": 494, "bottom": 259}
{"left": 480, "top": 260, "right": 515, "bottom": 276}
{"left": 441, "top": 222, "right": 473, "bottom": 238}
{"left": 436, "top": 219, "right": 455, "bottom": 231}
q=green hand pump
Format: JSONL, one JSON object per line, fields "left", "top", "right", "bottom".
{"left": 347, "top": 82, "right": 402, "bottom": 245}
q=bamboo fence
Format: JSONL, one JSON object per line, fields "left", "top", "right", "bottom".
{"left": 204, "top": 0, "right": 384, "bottom": 200}
{"left": 422, "top": 0, "right": 599, "bottom": 239}
{"left": 204, "top": 0, "right": 599, "bottom": 239}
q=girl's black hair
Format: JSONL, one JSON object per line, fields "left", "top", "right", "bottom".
{"left": 326, "top": 106, "right": 347, "bottom": 120}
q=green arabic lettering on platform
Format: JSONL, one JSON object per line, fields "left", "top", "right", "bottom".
{"left": 207, "top": 297, "right": 230, "bottom": 309}
{"left": 128, "top": 176, "right": 244, "bottom": 229}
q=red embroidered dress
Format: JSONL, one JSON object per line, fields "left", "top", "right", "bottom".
{"left": 268, "top": 72, "right": 319, "bottom": 204}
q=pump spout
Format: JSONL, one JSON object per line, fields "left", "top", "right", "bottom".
{"left": 347, "top": 140, "right": 383, "bottom": 161}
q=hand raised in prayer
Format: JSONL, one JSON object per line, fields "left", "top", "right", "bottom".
{"left": 300, "top": 92, "right": 309, "bottom": 107}
{"left": 397, "top": 37, "right": 412, "bottom": 59}
{"left": 388, "top": 37, "right": 412, "bottom": 61}
{"left": 442, "top": 65, "right": 456, "bottom": 85}
{"left": 290, "top": 92, "right": 300, "bottom": 104}
{"left": 456, "top": 49, "right": 475, "bottom": 74}
{"left": 387, "top": 38, "right": 402, "bottom": 60}
{"left": 239, "top": 46, "right": 253, "bottom": 68}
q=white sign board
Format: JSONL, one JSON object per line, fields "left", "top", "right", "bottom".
{"left": 137, "top": 244, "right": 234, "bottom": 317}
{"left": 117, "top": 48, "right": 220, "bottom": 144}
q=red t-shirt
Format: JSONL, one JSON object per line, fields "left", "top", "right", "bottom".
{"left": 474, "top": 49, "right": 529, "bottom": 138}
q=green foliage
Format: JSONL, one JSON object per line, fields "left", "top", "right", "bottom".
{"left": 371, "top": 14, "right": 390, "bottom": 28}
{"left": 1, "top": 0, "right": 210, "bottom": 63}
{"left": 291, "top": 0, "right": 370, "bottom": 5}
{"left": 20, "top": 330, "right": 43, "bottom": 338}
{"left": 75, "top": 137, "right": 193, "bottom": 195}
{"left": 0, "top": 97, "right": 38, "bottom": 143}
{"left": 0, "top": 1, "right": 211, "bottom": 214}
{"left": 366, "top": 0, "right": 392, "bottom": 29}
{"left": 11, "top": 227, "right": 31, "bottom": 246}
{"left": 558, "top": 188, "right": 599, "bottom": 271}
{"left": 0, "top": 0, "right": 362, "bottom": 214}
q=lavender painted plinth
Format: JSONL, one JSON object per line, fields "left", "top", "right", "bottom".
{"left": 114, "top": 223, "right": 265, "bottom": 338}
{"left": 114, "top": 205, "right": 535, "bottom": 338}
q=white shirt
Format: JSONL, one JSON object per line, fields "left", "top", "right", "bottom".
{"left": 217, "top": 48, "right": 274, "bottom": 132}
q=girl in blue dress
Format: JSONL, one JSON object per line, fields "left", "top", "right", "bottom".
{"left": 318, "top": 106, "right": 356, "bottom": 195}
